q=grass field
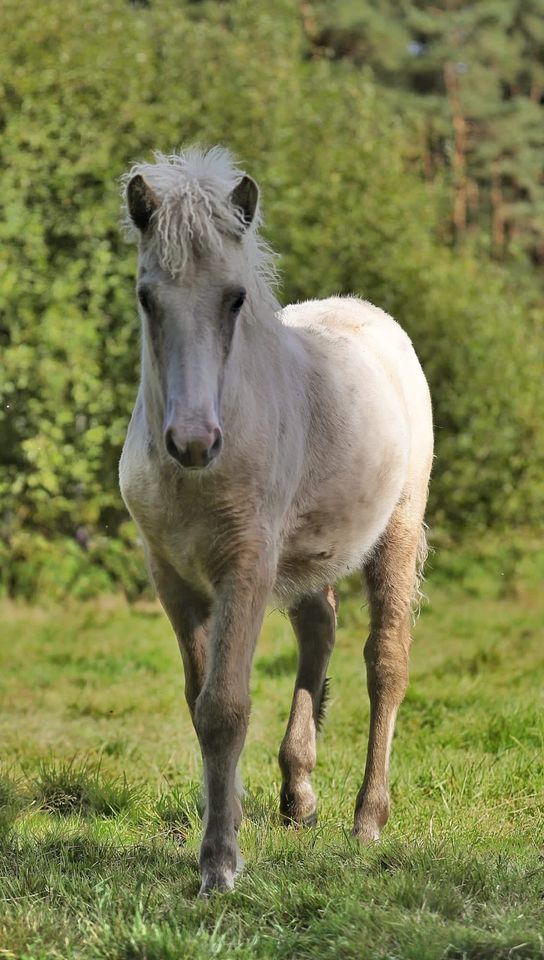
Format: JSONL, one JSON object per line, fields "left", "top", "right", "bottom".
{"left": 1, "top": 552, "right": 543, "bottom": 959}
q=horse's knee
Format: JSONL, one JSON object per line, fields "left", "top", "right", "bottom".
{"left": 194, "top": 687, "right": 249, "bottom": 752}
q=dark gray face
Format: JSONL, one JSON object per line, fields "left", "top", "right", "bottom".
{"left": 137, "top": 259, "right": 247, "bottom": 470}
{"left": 126, "top": 170, "right": 259, "bottom": 471}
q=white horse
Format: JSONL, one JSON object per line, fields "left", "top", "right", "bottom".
{"left": 119, "top": 147, "right": 433, "bottom": 896}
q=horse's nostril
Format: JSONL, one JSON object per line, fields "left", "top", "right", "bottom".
{"left": 165, "top": 428, "right": 182, "bottom": 462}
{"left": 210, "top": 429, "right": 223, "bottom": 458}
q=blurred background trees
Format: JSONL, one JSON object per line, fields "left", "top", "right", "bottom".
{"left": 0, "top": 0, "right": 542, "bottom": 597}
{"left": 308, "top": 0, "right": 544, "bottom": 258}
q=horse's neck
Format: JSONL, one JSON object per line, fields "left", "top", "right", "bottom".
{"left": 224, "top": 295, "right": 310, "bottom": 441}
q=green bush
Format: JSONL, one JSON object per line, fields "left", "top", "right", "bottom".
{"left": 0, "top": 0, "right": 542, "bottom": 597}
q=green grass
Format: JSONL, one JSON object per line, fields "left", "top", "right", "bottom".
{"left": 0, "top": 559, "right": 543, "bottom": 959}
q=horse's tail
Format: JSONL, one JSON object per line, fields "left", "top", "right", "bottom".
{"left": 411, "top": 520, "right": 429, "bottom": 623}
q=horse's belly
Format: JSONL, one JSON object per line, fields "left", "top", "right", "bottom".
{"left": 274, "top": 493, "right": 397, "bottom": 604}
{"left": 274, "top": 548, "right": 362, "bottom": 604}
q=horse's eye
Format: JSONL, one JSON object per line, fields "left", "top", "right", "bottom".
{"left": 230, "top": 289, "right": 246, "bottom": 314}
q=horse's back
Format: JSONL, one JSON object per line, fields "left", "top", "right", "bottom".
{"left": 282, "top": 295, "right": 433, "bottom": 490}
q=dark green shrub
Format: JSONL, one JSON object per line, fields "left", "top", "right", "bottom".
{"left": 0, "top": 0, "right": 542, "bottom": 596}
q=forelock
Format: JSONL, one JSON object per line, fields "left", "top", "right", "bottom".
{"left": 121, "top": 146, "right": 280, "bottom": 298}
{"left": 122, "top": 147, "right": 252, "bottom": 276}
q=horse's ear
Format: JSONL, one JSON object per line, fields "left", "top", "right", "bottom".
{"left": 230, "top": 175, "right": 259, "bottom": 229}
{"left": 126, "top": 174, "right": 159, "bottom": 231}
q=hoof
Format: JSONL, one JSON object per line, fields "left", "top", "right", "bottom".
{"left": 198, "top": 867, "right": 235, "bottom": 898}
{"left": 352, "top": 820, "right": 382, "bottom": 843}
{"left": 198, "top": 840, "right": 244, "bottom": 898}
{"left": 280, "top": 808, "right": 318, "bottom": 828}
{"left": 353, "top": 790, "right": 389, "bottom": 843}
{"left": 301, "top": 808, "right": 318, "bottom": 828}
{"left": 280, "top": 785, "right": 317, "bottom": 827}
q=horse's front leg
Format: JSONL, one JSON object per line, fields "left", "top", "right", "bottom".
{"left": 149, "top": 554, "right": 209, "bottom": 720}
{"left": 195, "top": 553, "right": 273, "bottom": 896}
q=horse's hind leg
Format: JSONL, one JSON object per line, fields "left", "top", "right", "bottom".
{"left": 279, "top": 585, "right": 337, "bottom": 826}
{"left": 353, "top": 505, "right": 426, "bottom": 842}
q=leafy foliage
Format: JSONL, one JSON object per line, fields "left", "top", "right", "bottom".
{"left": 0, "top": 0, "right": 542, "bottom": 595}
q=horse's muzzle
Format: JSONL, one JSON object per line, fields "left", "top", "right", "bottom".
{"left": 164, "top": 425, "right": 223, "bottom": 470}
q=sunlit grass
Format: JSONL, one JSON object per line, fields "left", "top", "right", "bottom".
{"left": 1, "top": 557, "right": 543, "bottom": 958}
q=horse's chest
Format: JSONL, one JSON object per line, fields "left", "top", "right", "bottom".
{"left": 120, "top": 449, "right": 216, "bottom": 592}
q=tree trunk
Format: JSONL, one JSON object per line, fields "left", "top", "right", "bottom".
{"left": 444, "top": 61, "right": 467, "bottom": 238}
{"left": 490, "top": 168, "right": 505, "bottom": 255}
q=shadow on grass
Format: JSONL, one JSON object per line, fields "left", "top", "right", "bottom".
{"left": 2, "top": 762, "right": 544, "bottom": 959}
{"left": 1, "top": 815, "right": 543, "bottom": 960}
{"left": 0, "top": 830, "right": 202, "bottom": 905}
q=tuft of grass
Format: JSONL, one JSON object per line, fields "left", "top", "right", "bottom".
{"left": 0, "top": 772, "right": 21, "bottom": 810}
{"left": 30, "top": 759, "right": 139, "bottom": 818}
{"left": 0, "top": 772, "right": 26, "bottom": 837}
{"left": 152, "top": 786, "right": 198, "bottom": 844}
